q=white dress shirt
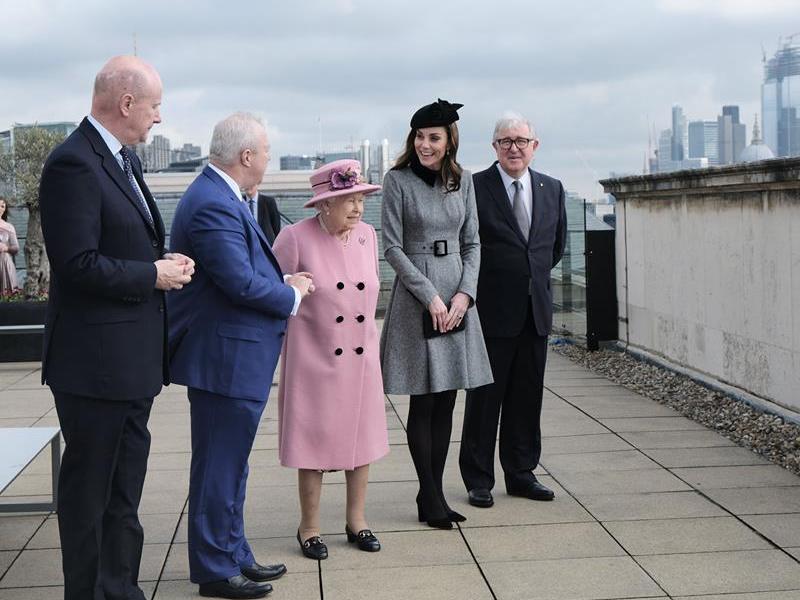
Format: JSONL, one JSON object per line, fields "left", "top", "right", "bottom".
{"left": 208, "top": 164, "right": 301, "bottom": 315}
{"left": 496, "top": 163, "right": 533, "bottom": 223}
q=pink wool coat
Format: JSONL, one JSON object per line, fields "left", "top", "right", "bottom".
{"left": 272, "top": 217, "right": 389, "bottom": 470}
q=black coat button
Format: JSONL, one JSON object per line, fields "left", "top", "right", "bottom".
{"left": 151, "top": 239, "right": 158, "bottom": 248}
{"left": 356, "top": 282, "right": 365, "bottom": 290}
{"left": 335, "top": 348, "right": 343, "bottom": 356}
{"left": 336, "top": 316, "right": 344, "bottom": 323}
{"left": 356, "top": 315, "right": 365, "bottom": 323}
{"left": 355, "top": 347, "right": 364, "bottom": 355}
{"left": 337, "top": 282, "right": 345, "bottom": 290}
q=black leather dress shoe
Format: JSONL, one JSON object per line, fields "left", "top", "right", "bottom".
{"left": 240, "top": 561, "right": 286, "bottom": 582}
{"left": 198, "top": 574, "right": 272, "bottom": 598}
{"left": 468, "top": 488, "right": 494, "bottom": 508}
{"left": 297, "top": 530, "right": 328, "bottom": 560}
{"left": 507, "top": 480, "right": 555, "bottom": 501}
{"left": 345, "top": 524, "right": 381, "bottom": 552}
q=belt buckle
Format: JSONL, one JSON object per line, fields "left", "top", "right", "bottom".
{"left": 433, "top": 240, "right": 448, "bottom": 256}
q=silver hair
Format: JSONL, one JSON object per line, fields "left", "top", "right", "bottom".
{"left": 209, "top": 112, "right": 266, "bottom": 166}
{"left": 493, "top": 112, "right": 536, "bottom": 141}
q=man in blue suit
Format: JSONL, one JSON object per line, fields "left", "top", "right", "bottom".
{"left": 168, "top": 112, "right": 313, "bottom": 599}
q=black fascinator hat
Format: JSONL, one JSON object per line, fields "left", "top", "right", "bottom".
{"left": 410, "top": 98, "right": 464, "bottom": 129}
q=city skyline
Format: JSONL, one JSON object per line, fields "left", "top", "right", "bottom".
{"left": 0, "top": 0, "right": 795, "bottom": 199}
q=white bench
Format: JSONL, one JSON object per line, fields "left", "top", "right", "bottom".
{"left": 0, "top": 427, "right": 61, "bottom": 513}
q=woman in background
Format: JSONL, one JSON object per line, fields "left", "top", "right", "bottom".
{"left": 0, "top": 197, "right": 19, "bottom": 293}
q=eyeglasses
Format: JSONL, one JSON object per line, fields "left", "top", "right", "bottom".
{"left": 494, "top": 137, "right": 535, "bottom": 150}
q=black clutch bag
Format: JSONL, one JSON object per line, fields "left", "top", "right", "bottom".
{"left": 422, "top": 311, "right": 466, "bottom": 339}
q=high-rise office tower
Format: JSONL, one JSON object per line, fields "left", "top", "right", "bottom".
{"left": 671, "top": 105, "right": 687, "bottom": 161}
{"left": 762, "top": 38, "right": 800, "bottom": 157}
{"left": 717, "top": 105, "right": 746, "bottom": 164}
{"left": 688, "top": 120, "right": 719, "bottom": 165}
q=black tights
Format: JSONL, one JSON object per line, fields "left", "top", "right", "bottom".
{"left": 407, "top": 390, "right": 457, "bottom": 520}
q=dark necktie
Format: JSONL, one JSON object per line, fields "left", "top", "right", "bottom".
{"left": 242, "top": 194, "right": 256, "bottom": 217}
{"left": 512, "top": 180, "right": 529, "bottom": 242}
{"left": 119, "top": 147, "right": 154, "bottom": 226}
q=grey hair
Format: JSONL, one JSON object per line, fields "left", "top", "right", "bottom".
{"left": 209, "top": 112, "right": 266, "bottom": 166}
{"left": 493, "top": 112, "right": 536, "bottom": 141}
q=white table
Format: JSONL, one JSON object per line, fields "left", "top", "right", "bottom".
{"left": 0, "top": 427, "right": 61, "bottom": 513}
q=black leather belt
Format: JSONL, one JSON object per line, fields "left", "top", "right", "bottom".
{"left": 404, "top": 239, "right": 459, "bottom": 256}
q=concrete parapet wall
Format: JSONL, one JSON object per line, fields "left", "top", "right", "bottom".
{"left": 601, "top": 158, "right": 800, "bottom": 413}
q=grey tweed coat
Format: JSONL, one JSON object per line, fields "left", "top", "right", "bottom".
{"left": 379, "top": 167, "right": 493, "bottom": 395}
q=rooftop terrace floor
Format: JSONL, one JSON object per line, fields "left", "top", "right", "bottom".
{"left": 2, "top": 351, "right": 799, "bottom": 599}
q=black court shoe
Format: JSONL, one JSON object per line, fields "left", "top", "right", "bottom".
{"left": 296, "top": 530, "right": 328, "bottom": 560}
{"left": 345, "top": 524, "right": 381, "bottom": 552}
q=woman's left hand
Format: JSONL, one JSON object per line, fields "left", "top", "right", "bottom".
{"left": 444, "top": 292, "right": 470, "bottom": 331}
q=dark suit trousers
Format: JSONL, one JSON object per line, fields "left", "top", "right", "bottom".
{"left": 459, "top": 307, "right": 547, "bottom": 492}
{"left": 53, "top": 392, "right": 152, "bottom": 600}
{"left": 187, "top": 388, "right": 264, "bottom": 584}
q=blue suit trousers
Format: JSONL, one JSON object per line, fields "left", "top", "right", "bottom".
{"left": 187, "top": 388, "right": 265, "bottom": 584}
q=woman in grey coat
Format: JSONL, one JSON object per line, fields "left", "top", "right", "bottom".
{"left": 380, "top": 99, "right": 493, "bottom": 529}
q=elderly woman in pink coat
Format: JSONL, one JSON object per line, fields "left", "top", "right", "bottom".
{"left": 272, "top": 159, "right": 390, "bottom": 561}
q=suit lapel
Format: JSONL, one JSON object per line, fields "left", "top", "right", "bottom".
{"left": 528, "top": 168, "right": 545, "bottom": 245}
{"left": 485, "top": 164, "right": 527, "bottom": 246}
{"left": 80, "top": 119, "right": 159, "bottom": 237}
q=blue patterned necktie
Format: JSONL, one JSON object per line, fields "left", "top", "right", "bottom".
{"left": 119, "top": 147, "right": 154, "bottom": 227}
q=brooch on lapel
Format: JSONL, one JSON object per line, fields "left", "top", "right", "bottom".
{"left": 358, "top": 236, "right": 366, "bottom": 246}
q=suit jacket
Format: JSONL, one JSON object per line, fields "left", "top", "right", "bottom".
{"left": 167, "top": 166, "right": 296, "bottom": 401}
{"left": 256, "top": 193, "right": 281, "bottom": 245}
{"left": 39, "top": 117, "right": 168, "bottom": 400}
{"left": 473, "top": 163, "right": 567, "bottom": 338}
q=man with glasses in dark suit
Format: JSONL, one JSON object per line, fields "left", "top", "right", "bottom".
{"left": 460, "top": 113, "right": 567, "bottom": 508}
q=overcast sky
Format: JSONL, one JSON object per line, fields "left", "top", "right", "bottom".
{"left": 0, "top": 0, "right": 796, "bottom": 199}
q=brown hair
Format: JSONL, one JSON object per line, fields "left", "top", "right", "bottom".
{"left": 0, "top": 196, "right": 8, "bottom": 221}
{"left": 393, "top": 123, "right": 463, "bottom": 192}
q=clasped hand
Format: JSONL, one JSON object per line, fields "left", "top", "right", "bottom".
{"left": 287, "top": 272, "right": 315, "bottom": 297}
{"left": 428, "top": 292, "right": 470, "bottom": 333}
{"left": 155, "top": 253, "right": 195, "bottom": 290}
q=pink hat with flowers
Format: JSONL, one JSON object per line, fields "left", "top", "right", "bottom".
{"left": 304, "top": 159, "right": 381, "bottom": 208}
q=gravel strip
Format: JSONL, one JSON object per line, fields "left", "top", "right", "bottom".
{"left": 551, "top": 342, "right": 800, "bottom": 476}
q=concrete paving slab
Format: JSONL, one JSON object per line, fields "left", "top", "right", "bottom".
{"left": 542, "top": 433, "right": 634, "bottom": 455}
{"left": 599, "top": 416, "right": 709, "bottom": 432}
{"left": 671, "top": 465, "right": 800, "bottom": 489}
{"left": 161, "top": 538, "right": 320, "bottom": 581}
{"left": 482, "top": 556, "right": 664, "bottom": 600}
{"left": 463, "top": 522, "right": 624, "bottom": 562}
{"left": 0, "top": 583, "right": 155, "bottom": 600}
{"left": 154, "top": 574, "right": 318, "bottom": 600}
{"left": 0, "top": 544, "right": 169, "bottom": 587}
{"left": 740, "top": 514, "right": 800, "bottom": 547}
{"left": 703, "top": 486, "right": 800, "bottom": 515}
{"left": 786, "top": 547, "right": 800, "bottom": 560}
{"left": 637, "top": 549, "right": 800, "bottom": 596}
{"left": 322, "top": 563, "right": 492, "bottom": 600}
{"left": 673, "top": 593, "right": 800, "bottom": 600}
{"left": 641, "top": 446, "right": 771, "bottom": 468}
{"left": 0, "top": 515, "right": 46, "bottom": 551}
{"left": 568, "top": 401, "right": 681, "bottom": 419}
{"left": 320, "top": 529, "right": 473, "bottom": 572}
{"left": 26, "top": 513, "right": 182, "bottom": 549}
{"left": 0, "top": 552, "right": 14, "bottom": 579}
{"left": 555, "top": 468, "right": 692, "bottom": 495}
{"left": 619, "top": 430, "right": 737, "bottom": 449}
{"left": 605, "top": 516, "right": 772, "bottom": 555}
{"left": 540, "top": 415, "right": 610, "bottom": 437}
{"left": 579, "top": 491, "right": 727, "bottom": 521}
{"left": 542, "top": 450, "right": 661, "bottom": 473}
